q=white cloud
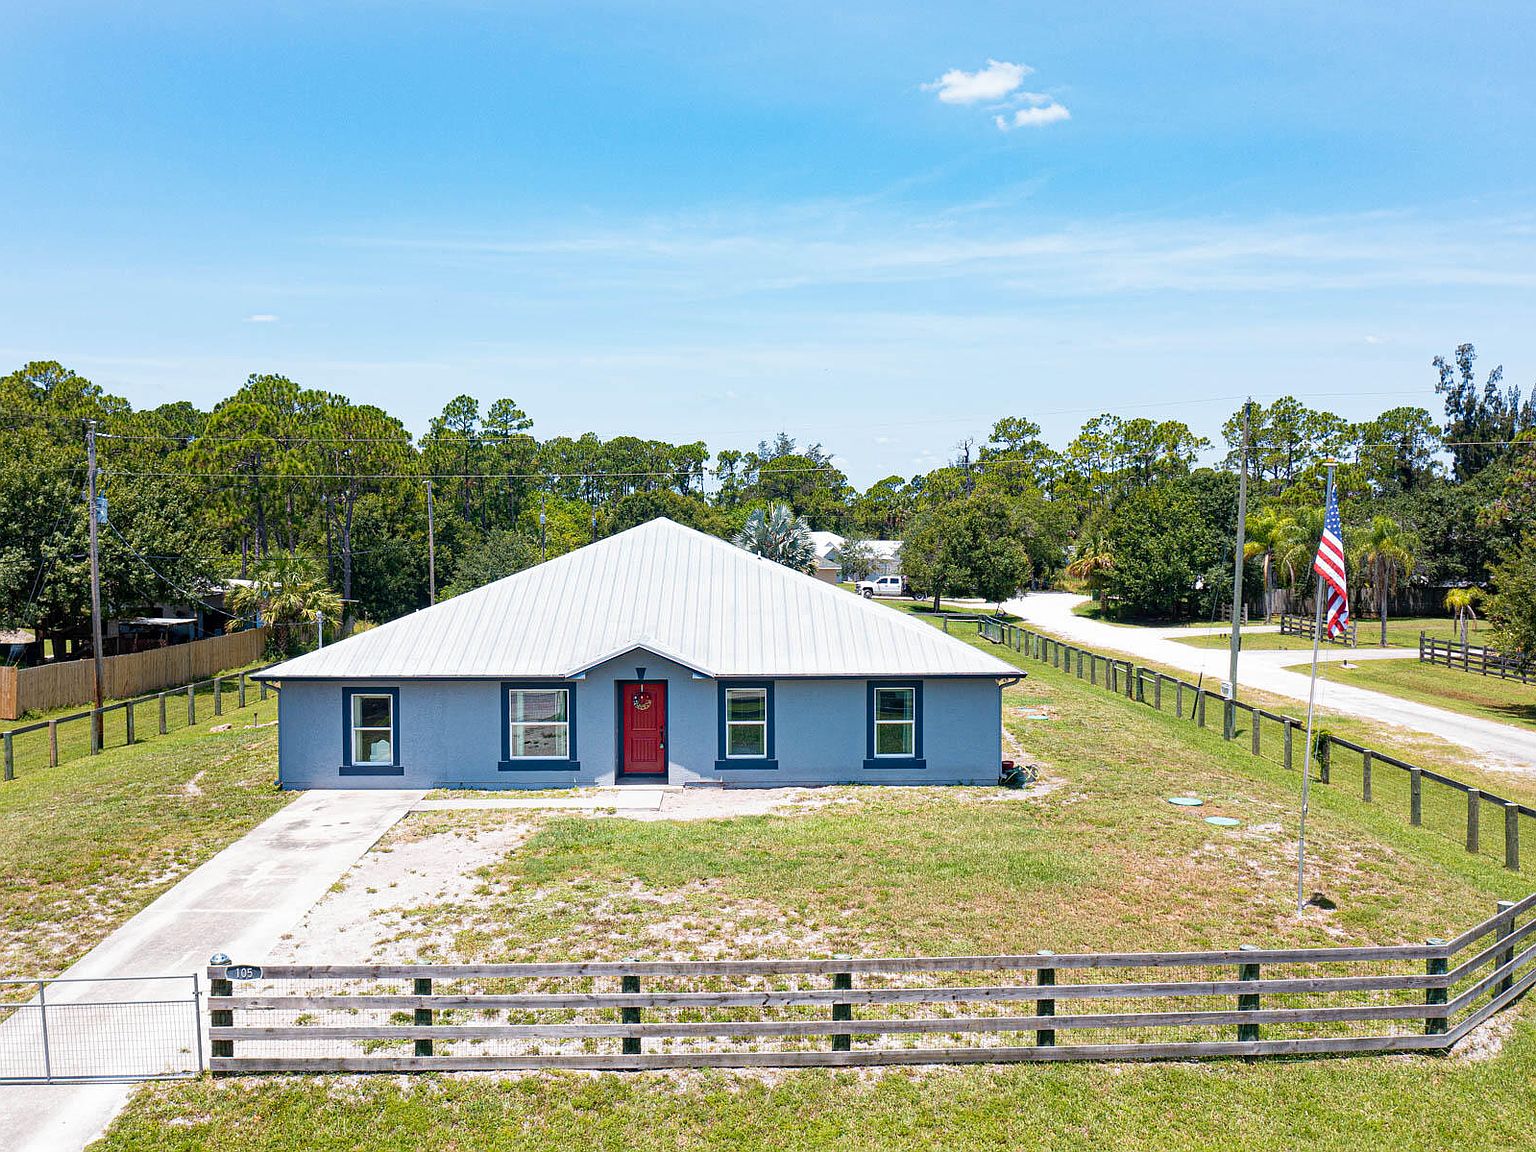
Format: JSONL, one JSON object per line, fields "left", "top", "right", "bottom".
{"left": 244, "top": 313, "right": 279, "bottom": 323}
{"left": 994, "top": 101, "right": 1071, "bottom": 130}
{"left": 924, "top": 59, "right": 1030, "bottom": 105}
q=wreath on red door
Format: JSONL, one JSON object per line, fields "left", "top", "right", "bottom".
{"left": 631, "top": 692, "right": 652, "bottom": 711}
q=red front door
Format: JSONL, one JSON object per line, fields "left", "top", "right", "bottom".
{"left": 620, "top": 681, "right": 667, "bottom": 776}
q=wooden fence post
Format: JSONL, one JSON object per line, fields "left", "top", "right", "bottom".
{"left": 1196, "top": 688, "right": 1206, "bottom": 728}
{"left": 90, "top": 709, "right": 102, "bottom": 755}
{"left": 1282, "top": 721, "right": 1293, "bottom": 771}
{"left": 414, "top": 977, "right": 433, "bottom": 1056}
{"left": 621, "top": 974, "right": 642, "bottom": 1055}
{"left": 1497, "top": 900, "right": 1517, "bottom": 994}
{"left": 211, "top": 972, "right": 233, "bottom": 1063}
{"left": 187, "top": 684, "right": 196, "bottom": 726}
{"left": 1317, "top": 735, "right": 1329, "bottom": 784}
{"left": 1237, "top": 945, "right": 1260, "bottom": 1043}
{"left": 1154, "top": 674, "right": 1162, "bottom": 711}
{"left": 2, "top": 732, "right": 12, "bottom": 782}
{"left": 1506, "top": 804, "right": 1520, "bottom": 871}
{"left": 1174, "top": 680, "right": 1182, "bottom": 717}
{"left": 260, "top": 677, "right": 269, "bottom": 701}
{"left": 1467, "top": 789, "right": 1481, "bottom": 854}
{"left": 1410, "top": 768, "right": 1422, "bottom": 826}
{"left": 125, "top": 701, "right": 135, "bottom": 745}
{"left": 1129, "top": 666, "right": 1139, "bottom": 702}
{"left": 158, "top": 692, "right": 168, "bottom": 735}
{"left": 48, "top": 719, "right": 58, "bottom": 768}
{"left": 1035, "top": 952, "right": 1055, "bottom": 1048}
{"left": 239, "top": 675, "right": 247, "bottom": 710}
{"left": 214, "top": 678, "right": 223, "bottom": 716}
{"left": 1362, "top": 750, "right": 1373, "bottom": 802}
{"left": 1090, "top": 656, "right": 1098, "bottom": 687}
{"left": 832, "top": 962, "right": 852, "bottom": 1052}
{"left": 1251, "top": 712, "right": 1260, "bottom": 756}
{"left": 1425, "top": 940, "right": 1448, "bottom": 1037}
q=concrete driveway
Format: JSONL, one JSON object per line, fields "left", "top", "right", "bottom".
{"left": 1004, "top": 592, "right": 1536, "bottom": 774}
{"left": 1, "top": 788, "right": 423, "bottom": 1152}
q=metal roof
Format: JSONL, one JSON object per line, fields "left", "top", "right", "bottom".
{"left": 262, "top": 518, "right": 1015, "bottom": 681}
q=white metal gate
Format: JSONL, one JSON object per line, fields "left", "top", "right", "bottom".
{"left": 0, "top": 975, "right": 202, "bottom": 1082}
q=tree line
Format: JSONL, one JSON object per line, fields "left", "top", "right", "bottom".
{"left": 1, "top": 342, "right": 1532, "bottom": 658}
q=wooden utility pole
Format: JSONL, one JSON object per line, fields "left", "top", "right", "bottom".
{"left": 1225, "top": 399, "right": 1250, "bottom": 739}
{"left": 424, "top": 479, "right": 437, "bottom": 605}
{"left": 86, "top": 420, "right": 106, "bottom": 746}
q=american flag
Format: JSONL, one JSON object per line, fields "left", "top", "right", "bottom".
{"left": 1312, "top": 477, "right": 1349, "bottom": 638}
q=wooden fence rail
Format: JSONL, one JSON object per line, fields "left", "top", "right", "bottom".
{"left": 207, "top": 894, "right": 1536, "bottom": 1071}
{"left": 2, "top": 663, "right": 276, "bottom": 783}
{"left": 0, "top": 627, "right": 269, "bottom": 720}
{"left": 978, "top": 619, "right": 1533, "bottom": 873}
{"left": 1278, "top": 612, "right": 1357, "bottom": 648}
{"left": 1419, "top": 634, "right": 1535, "bottom": 685}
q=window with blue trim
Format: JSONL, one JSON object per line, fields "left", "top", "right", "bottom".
{"left": 342, "top": 686, "right": 401, "bottom": 775}
{"left": 864, "top": 680, "right": 924, "bottom": 770}
{"left": 724, "top": 687, "right": 768, "bottom": 758}
{"left": 508, "top": 688, "right": 570, "bottom": 759}
{"left": 500, "top": 682, "right": 580, "bottom": 771}
{"left": 872, "top": 687, "right": 915, "bottom": 756}
{"left": 715, "top": 681, "right": 776, "bottom": 770}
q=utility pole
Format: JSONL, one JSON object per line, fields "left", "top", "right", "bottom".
{"left": 424, "top": 479, "right": 436, "bottom": 605}
{"left": 86, "top": 420, "right": 106, "bottom": 748}
{"left": 539, "top": 492, "right": 547, "bottom": 563}
{"left": 1224, "top": 399, "right": 1250, "bottom": 740}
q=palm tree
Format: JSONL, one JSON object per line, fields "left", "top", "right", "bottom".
{"left": 1351, "top": 515, "right": 1418, "bottom": 647}
{"left": 1243, "top": 507, "right": 1299, "bottom": 621}
{"left": 1444, "top": 587, "right": 1482, "bottom": 647}
{"left": 1065, "top": 538, "right": 1114, "bottom": 600}
{"left": 1274, "top": 507, "right": 1322, "bottom": 613}
{"left": 229, "top": 553, "right": 344, "bottom": 654}
{"left": 733, "top": 504, "right": 817, "bottom": 573}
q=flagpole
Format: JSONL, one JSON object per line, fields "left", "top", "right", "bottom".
{"left": 1297, "top": 461, "right": 1336, "bottom": 915}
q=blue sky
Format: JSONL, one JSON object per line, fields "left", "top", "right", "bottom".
{"left": 2, "top": 2, "right": 1533, "bottom": 483}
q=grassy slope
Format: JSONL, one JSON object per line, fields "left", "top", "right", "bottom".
{"left": 102, "top": 610, "right": 1536, "bottom": 1152}
{"left": 1308, "top": 659, "right": 1536, "bottom": 733}
{"left": 0, "top": 694, "right": 288, "bottom": 981}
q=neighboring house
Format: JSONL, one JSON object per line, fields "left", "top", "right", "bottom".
{"left": 808, "top": 532, "right": 903, "bottom": 579}
{"left": 261, "top": 518, "right": 1015, "bottom": 790}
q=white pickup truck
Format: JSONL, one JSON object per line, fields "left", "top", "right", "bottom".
{"left": 853, "top": 575, "right": 910, "bottom": 599}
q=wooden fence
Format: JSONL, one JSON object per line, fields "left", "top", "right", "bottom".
{"left": 0, "top": 628, "right": 269, "bottom": 720}
{"left": 1278, "top": 611, "right": 1357, "bottom": 648}
{"left": 978, "top": 619, "right": 1536, "bottom": 873}
{"left": 3, "top": 665, "right": 274, "bottom": 783}
{"left": 206, "top": 893, "right": 1536, "bottom": 1071}
{"left": 1420, "top": 634, "right": 1535, "bottom": 686}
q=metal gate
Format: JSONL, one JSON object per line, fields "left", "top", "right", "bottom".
{"left": 0, "top": 975, "right": 203, "bottom": 1082}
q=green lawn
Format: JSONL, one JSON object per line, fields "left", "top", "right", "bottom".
{"left": 1305, "top": 658, "right": 1536, "bottom": 733}
{"left": 0, "top": 692, "right": 288, "bottom": 981}
{"left": 101, "top": 607, "right": 1536, "bottom": 1152}
{"left": 2, "top": 661, "right": 270, "bottom": 780}
{"left": 1175, "top": 616, "right": 1466, "bottom": 651}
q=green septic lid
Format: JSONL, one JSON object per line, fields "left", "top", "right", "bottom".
{"left": 1206, "top": 816, "right": 1241, "bottom": 827}
{"left": 1167, "top": 796, "right": 1203, "bottom": 807}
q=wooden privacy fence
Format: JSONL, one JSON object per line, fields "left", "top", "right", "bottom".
{"left": 3, "top": 665, "right": 274, "bottom": 783}
{"left": 0, "top": 627, "right": 269, "bottom": 720}
{"left": 1420, "top": 634, "right": 1535, "bottom": 686}
{"left": 207, "top": 894, "right": 1536, "bottom": 1071}
{"left": 978, "top": 619, "right": 1536, "bottom": 873}
{"left": 1279, "top": 611, "right": 1357, "bottom": 648}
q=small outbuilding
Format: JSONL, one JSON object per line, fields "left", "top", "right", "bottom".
{"left": 261, "top": 518, "right": 1016, "bottom": 790}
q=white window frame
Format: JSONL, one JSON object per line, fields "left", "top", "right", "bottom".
{"left": 724, "top": 687, "right": 769, "bottom": 760}
{"left": 507, "top": 687, "right": 570, "bottom": 760}
{"left": 350, "top": 693, "right": 395, "bottom": 765}
{"left": 872, "top": 686, "right": 916, "bottom": 758}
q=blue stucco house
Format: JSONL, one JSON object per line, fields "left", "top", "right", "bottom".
{"left": 260, "top": 518, "right": 1018, "bottom": 789}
